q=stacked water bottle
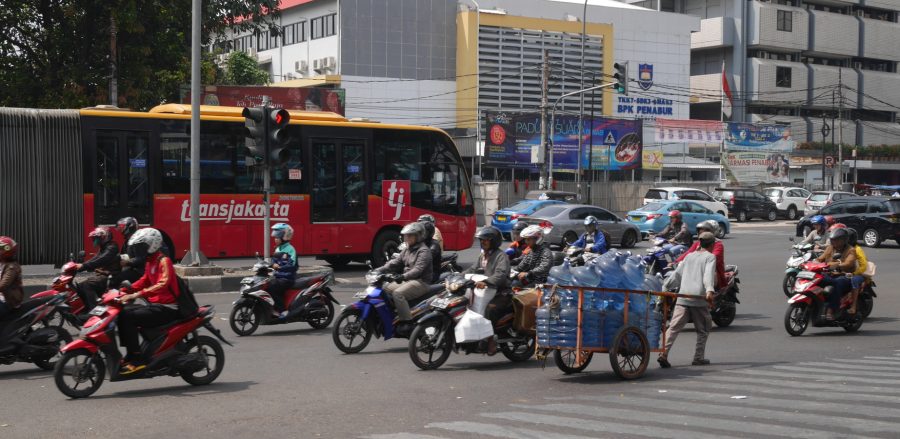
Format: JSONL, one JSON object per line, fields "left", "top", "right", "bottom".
{"left": 537, "top": 251, "right": 666, "bottom": 350}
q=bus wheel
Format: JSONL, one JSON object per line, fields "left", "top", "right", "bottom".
{"left": 372, "top": 230, "right": 401, "bottom": 268}
{"left": 324, "top": 256, "right": 352, "bottom": 269}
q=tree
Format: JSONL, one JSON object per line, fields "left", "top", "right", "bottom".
{"left": 224, "top": 51, "right": 270, "bottom": 85}
{"left": 0, "top": 0, "right": 280, "bottom": 110}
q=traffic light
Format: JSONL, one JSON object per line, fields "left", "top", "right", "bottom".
{"left": 267, "top": 108, "right": 291, "bottom": 166}
{"left": 613, "top": 62, "right": 629, "bottom": 96}
{"left": 242, "top": 106, "right": 267, "bottom": 165}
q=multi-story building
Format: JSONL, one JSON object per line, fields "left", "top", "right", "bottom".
{"left": 626, "top": 0, "right": 900, "bottom": 147}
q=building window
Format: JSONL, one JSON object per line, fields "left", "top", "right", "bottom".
{"left": 283, "top": 21, "right": 307, "bottom": 45}
{"left": 233, "top": 35, "right": 254, "bottom": 53}
{"left": 311, "top": 13, "right": 336, "bottom": 40}
{"left": 777, "top": 10, "right": 792, "bottom": 32}
{"left": 257, "top": 31, "right": 270, "bottom": 51}
{"left": 776, "top": 66, "right": 792, "bottom": 88}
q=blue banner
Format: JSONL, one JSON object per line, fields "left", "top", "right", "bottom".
{"left": 725, "top": 122, "right": 795, "bottom": 151}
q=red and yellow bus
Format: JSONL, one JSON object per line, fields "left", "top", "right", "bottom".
{"left": 19, "top": 104, "right": 473, "bottom": 266}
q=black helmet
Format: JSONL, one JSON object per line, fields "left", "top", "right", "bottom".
{"left": 475, "top": 226, "right": 502, "bottom": 249}
{"left": 116, "top": 217, "right": 138, "bottom": 237}
{"left": 829, "top": 227, "right": 849, "bottom": 242}
{"left": 512, "top": 221, "right": 529, "bottom": 233}
{"left": 421, "top": 221, "right": 436, "bottom": 242}
{"left": 847, "top": 228, "right": 858, "bottom": 245}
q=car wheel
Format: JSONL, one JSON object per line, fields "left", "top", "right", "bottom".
{"left": 737, "top": 210, "right": 748, "bottom": 222}
{"left": 767, "top": 210, "right": 777, "bottom": 221}
{"left": 716, "top": 211, "right": 726, "bottom": 217}
{"left": 716, "top": 222, "right": 727, "bottom": 239}
{"left": 786, "top": 206, "right": 798, "bottom": 220}
{"left": 620, "top": 230, "right": 637, "bottom": 249}
{"left": 863, "top": 228, "right": 882, "bottom": 248}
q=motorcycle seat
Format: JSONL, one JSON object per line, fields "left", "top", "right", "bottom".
{"left": 291, "top": 275, "right": 323, "bottom": 290}
{"left": 3, "top": 296, "right": 53, "bottom": 322}
{"left": 441, "top": 254, "right": 457, "bottom": 263}
{"left": 409, "top": 287, "right": 442, "bottom": 307}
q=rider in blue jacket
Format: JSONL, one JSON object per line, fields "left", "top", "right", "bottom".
{"left": 571, "top": 216, "right": 609, "bottom": 254}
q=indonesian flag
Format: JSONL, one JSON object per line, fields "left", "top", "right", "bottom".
{"left": 722, "top": 64, "right": 734, "bottom": 120}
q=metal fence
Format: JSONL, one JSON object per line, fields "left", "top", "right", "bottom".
{"left": 0, "top": 108, "right": 83, "bottom": 265}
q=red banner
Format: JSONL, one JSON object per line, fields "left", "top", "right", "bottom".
{"left": 655, "top": 119, "right": 725, "bottom": 143}
{"left": 381, "top": 180, "right": 411, "bottom": 222}
{"left": 184, "top": 85, "right": 345, "bottom": 115}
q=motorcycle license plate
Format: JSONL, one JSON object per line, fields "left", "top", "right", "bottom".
{"left": 797, "top": 271, "right": 815, "bottom": 280}
{"left": 432, "top": 298, "right": 451, "bottom": 309}
{"left": 89, "top": 306, "right": 107, "bottom": 316}
{"left": 353, "top": 291, "right": 369, "bottom": 299}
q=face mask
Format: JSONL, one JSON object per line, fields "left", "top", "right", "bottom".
{"left": 92, "top": 238, "right": 102, "bottom": 247}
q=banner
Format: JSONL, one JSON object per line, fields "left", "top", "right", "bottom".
{"left": 642, "top": 150, "right": 663, "bottom": 170}
{"left": 184, "top": 85, "right": 346, "bottom": 115}
{"left": 723, "top": 151, "right": 791, "bottom": 184}
{"left": 484, "top": 112, "right": 642, "bottom": 170}
{"left": 655, "top": 119, "right": 724, "bottom": 143}
{"left": 725, "top": 122, "right": 795, "bottom": 151}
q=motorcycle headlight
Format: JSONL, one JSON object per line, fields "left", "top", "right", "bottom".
{"left": 365, "top": 273, "right": 380, "bottom": 284}
{"left": 448, "top": 281, "right": 466, "bottom": 293}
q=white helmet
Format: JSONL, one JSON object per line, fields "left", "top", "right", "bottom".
{"left": 400, "top": 222, "right": 426, "bottom": 243}
{"left": 127, "top": 228, "right": 163, "bottom": 254}
{"left": 520, "top": 225, "right": 545, "bottom": 245}
{"left": 696, "top": 220, "right": 719, "bottom": 236}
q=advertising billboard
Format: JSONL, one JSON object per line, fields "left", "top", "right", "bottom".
{"left": 723, "top": 123, "right": 795, "bottom": 184}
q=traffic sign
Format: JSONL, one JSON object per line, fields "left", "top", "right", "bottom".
{"left": 825, "top": 155, "right": 835, "bottom": 168}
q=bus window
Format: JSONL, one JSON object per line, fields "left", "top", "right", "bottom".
{"left": 127, "top": 135, "right": 150, "bottom": 209}
{"left": 311, "top": 141, "right": 338, "bottom": 222}
{"left": 96, "top": 133, "right": 120, "bottom": 209}
{"left": 342, "top": 143, "right": 366, "bottom": 222}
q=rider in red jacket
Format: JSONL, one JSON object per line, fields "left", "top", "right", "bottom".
{"left": 675, "top": 220, "right": 726, "bottom": 290}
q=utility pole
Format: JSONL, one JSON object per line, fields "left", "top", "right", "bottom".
{"left": 185, "top": 0, "right": 205, "bottom": 266}
{"left": 109, "top": 16, "right": 118, "bottom": 105}
{"left": 539, "top": 49, "right": 550, "bottom": 189}
{"left": 576, "top": 0, "right": 588, "bottom": 201}
{"left": 837, "top": 68, "right": 844, "bottom": 190}
{"left": 831, "top": 88, "right": 836, "bottom": 190}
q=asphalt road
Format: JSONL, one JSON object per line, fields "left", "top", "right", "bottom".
{"left": 3, "top": 221, "right": 900, "bottom": 438}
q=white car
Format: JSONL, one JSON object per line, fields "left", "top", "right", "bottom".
{"left": 643, "top": 187, "right": 729, "bottom": 217}
{"left": 764, "top": 186, "right": 811, "bottom": 220}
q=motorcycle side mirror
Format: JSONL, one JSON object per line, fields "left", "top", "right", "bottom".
{"left": 119, "top": 280, "right": 132, "bottom": 290}
{"left": 788, "top": 236, "right": 795, "bottom": 242}
{"left": 366, "top": 260, "right": 373, "bottom": 269}
{"left": 76, "top": 250, "right": 86, "bottom": 263}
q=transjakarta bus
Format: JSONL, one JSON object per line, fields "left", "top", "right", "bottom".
{"left": 72, "top": 104, "right": 474, "bottom": 267}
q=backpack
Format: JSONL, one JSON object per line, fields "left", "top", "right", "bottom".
{"left": 175, "top": 275, "right": 200, "bottom": 319}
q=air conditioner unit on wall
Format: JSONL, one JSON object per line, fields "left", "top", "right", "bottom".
{"left": 247, "top": 48, "right": 257, "bottom": 59}
{"left": 313, "top": 58, "right": 323, "bottom": 71}
{"left": 295, "top": 60, "right": 308, "bottom": 72}
{"left": 326, "top": 56, "right": 336, "bottom": 69}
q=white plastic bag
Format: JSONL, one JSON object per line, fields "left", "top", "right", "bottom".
{"left": 464, "top": 274, "right": 496, "bottom": 316}
{"left": 454, "top": 310, "right": 494, "bottom": 343}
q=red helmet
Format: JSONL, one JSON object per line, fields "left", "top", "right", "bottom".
{"left": 88, "top": 227, "right": 112, "bottom": 245}
{"left": 828, "top": 223, "right": 847, "bottom": 232}
{"left": 824, "top": 215, "right": 836, "bottom": 225}
{"left": 0, "top": 236, "right": 18, "bottom": 261}
{"left": 668, "top": 210, "right": 682, "bottom": 219}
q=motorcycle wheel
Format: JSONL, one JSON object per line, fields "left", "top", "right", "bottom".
{"left": 553, "top": 349, "right": 592, "bottom": 374}
{"left": 843, "top": 315, "right": 863, "bottom": 333}
{"left": 860, "top": 294, "right": 874, "bottom": 319}
{"left": 712, "top": 303, "right": 736, "bottom": 328}
{"left": 610, "top": 326, "right": 649, "bottom": 380}
{"left": 782, "top": 273, "right": 796, "bottom": 297}
{"left": 34, "top": 327, "right": 73, "bottom": 371}
{"left": 408, "top": 321, "right": 452, "bottom": 370}
{"left": 229, "top": 302, "right": 261, "bottom": 336}
{"left": 332, "top": 309, "right": 372, "bottom": 354}
{"left": 500, "top": 336, "right": 535, "bottom": 362}
{"left": 181, "top": 335, "right": 225, "bottom": 386}
{"left": 307, "top": 300, "right": 335, "bottom": 330}
{"left": 54, "top": 349, "right": 105, "bottom": 399}
{"left": 784, "top": 304, "right": 810, "bottom": 336}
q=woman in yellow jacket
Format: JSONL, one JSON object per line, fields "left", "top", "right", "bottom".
{"left": 847, "top": 229, "right": 868, "bottom": 315}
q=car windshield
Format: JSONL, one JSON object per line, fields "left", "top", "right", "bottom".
{"left": 505, "top": 201, "right": 534, "bottom": 212}
{"left": 765, "top": 189, "right": 782, "bottom": 197}
{"left": 809, "top": 193, "right": 829, "bottom": 202}
{"left": 887, "top": 200, "right": 900, "bottom": 213}
{"left": 531, "top": 205, "right": 567, "bottom": 218}
{"left": 645, "top": 189, "right": 667, "bottom": 199}
{"left": 637, "top": 203, "right": 665, "bottom": 212}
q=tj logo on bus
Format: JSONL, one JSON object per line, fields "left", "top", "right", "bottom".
{"left": 383, "top": 180, "right": 410, "bottom": 222}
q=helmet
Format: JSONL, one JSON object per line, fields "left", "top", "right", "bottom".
{"left": 584, "top": 216, "right": 600, "bottom": 227}
{"left": 474, "top": 226, "right": 502, "bottom": 250}
{"left": 88, "top": 226, "right": 112, "bottom": 246}
{"left": 848, "top": 228, "right": 858, "bottom": 245}
{"left": 520, "top": 225, "right": 545, "bottom": 245}
{"left": 512, "top": 221, "right": 529, "bottom": 233}
{"left": 417, "top": 214, "right": 436, "bottom": 224}
{"left": 697, "top": 220, "right": 719, "bottom": 235}
{"left": 0, "top": 236, "right": 18, "bottom": 261}
{"left": 809, "top": 215, "right": 826, "bottom": 226}
{"left": 825, "top": 215, "right": 836, "bottom": 226}
{"left": 116, "top": 217, "right": 138, "bottom": 237}
{"left": 271, "top": 223, "right": 294, "bottom": 241}
{"left": 421, "top": 221, "right": 436, "bottom": 242}
{"left": 400, "top": 222, "right": 426, "bottom": 243}
{"left": 127, "top": 228, "right": 163, "bottom": 254}
{"left": 829, "top": 227, "right": 849, "bottom": 242}
{"left": 668, "top": 210, "right": 682, "bottom": 219}
{"left": 828, "top": 223, "right": 847, "bottom": 232}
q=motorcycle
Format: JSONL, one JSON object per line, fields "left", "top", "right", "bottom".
{"left": 53, "top": 289, "right": 231, "bottom": 398}
{"left": 784, "top": 261, "right": 869, "bottom": 336}
{"left": 642, "top": 236, "right": 677, "bottom": 276}
{"left": 30, "top": 260, "right": 91, "bottom": 329}
{"left": 229, "top": 256, "right": 338, "bottom": 336}
{"left": 660, "top": 264, "right": 741, "bottom": 327}
{"left": 558, "top": 246, "right": 602, "bottom": 267}
{"left": 407, "top": 273, "right": 535, "bottom": 370}
{"left": 783, "top": 239, "right": 818, "bottom": 297}
{"left": 0, "top": 293, "right": 72, "bottom": 371}
{"left": 332, "top": 270, "right": 443, "bottom": 354}
{"left": 441, "top": 253, "right": 463, "bottom": 274}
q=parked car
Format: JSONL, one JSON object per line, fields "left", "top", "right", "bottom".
{"left": 643, "top": 187, "right": 729, "bottom": 217}
{"left": 764, "top": 186, "right": 811, "bottom": 220}
{"left": 713, "top": 187, "right": 779, "bottom": 222}
{"left": 804, "top": 191, "right": 856, "bottom": 216}
{"left": 626, "top": 200, "right": 730, "bottom": 239}
{"left": 518, "top": 204, "right": 641, "bottom": 249}
{"left": 491, "top": 199, "right": 567, "bottom": 240}
{"left": 524, "top": 190, "right": 578, "bottom": 202}
{"left": 795, "top": 196, "right": 900, "bottom": 247}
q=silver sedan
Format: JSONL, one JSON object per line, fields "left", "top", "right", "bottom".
{"left": 517, "top": 204, "right": 641, "bottom": 249}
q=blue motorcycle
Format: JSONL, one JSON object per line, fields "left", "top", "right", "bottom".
{"left": 332, "top": 270, "right": 442, "bottom": 354}
{"left": 642, "top": 236, "right": 683, "bottom": 275}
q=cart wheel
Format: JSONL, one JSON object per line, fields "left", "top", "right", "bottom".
{"left": 609, "top": 326, "right": 649, "bottom": 380}
{"left": 553, "top": 349, "right": 593, "bottom": 374}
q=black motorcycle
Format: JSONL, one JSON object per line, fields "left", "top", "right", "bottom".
{"left": 660, "top": 264, "right": 740, "bottom": 327}
{"left": 0, "top": 293, "right": 72, "bottom": 370}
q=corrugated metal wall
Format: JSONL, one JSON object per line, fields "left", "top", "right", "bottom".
{"left": 0, "top": 108, "right": 83, "bottom": 265}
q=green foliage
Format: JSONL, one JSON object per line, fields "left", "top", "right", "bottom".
{"left": 0, "top": 0, "right": 279, "bottom": 110}
{"left": 224, "top": 51, "right": 270, "bottom": 85}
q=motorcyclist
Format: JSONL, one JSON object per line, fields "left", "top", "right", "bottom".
{"left": 418, "top": 214, "right": 443, "bottom": 251}
{"left": 421, "top": 220, "right": 443, "bottom": 283}
{"left": 112, "top": 217, "right": 145, "bottom": 287}
{"left": 816, "top": 228, "right": 857, "bottom": 321}
{"left": 512, "top": 225, "right": 553, "bottom": 288}
{"left": 570, "top": 215, "right": 609, "bottom": 255}
{"left": 0, "top": 237, "right": 23, "bottom": 320}
{"left": 675, "top": 220, "right": 726, "bottom": 290}
{"left": 505, "top": 221, "right": 531, "bottom": 265}
{"left": 846, "top": 228, "right": 869, "bottom": 315}
{"left": 462, "top": 226, "right": 510, "bottom": 355}
{"left": 800, "top": 215, "right": 829, "bottom": 249}
{"left": 268, "top": 223, "right": 298, "bottom": 316}
{"left": 659, "top": 210, "right": 692, "bottom": 256}
{"left": 377, "top": 222, "right": 433, "bottom": 327}
{"left": 75, "top": 227, "right": 121, "bottom": 308}
{"left": 116, "top": 228, "right": 180, "bottom": 375}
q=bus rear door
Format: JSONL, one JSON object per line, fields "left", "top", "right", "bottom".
{"left": 309, "top": 139, "right": 369, "bottom": 256}
{"left": 92, "top": 129, "right": 153, "bottom": 226}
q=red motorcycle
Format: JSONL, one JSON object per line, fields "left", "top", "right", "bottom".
{"left": 53, "top": 289, "right": 231, "bottom": 398}
{"left": 30, "top": 261, "right": 90, "bottom": 329}
{"left": 784, "top": 261, "right": 863, "bottom": 336}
